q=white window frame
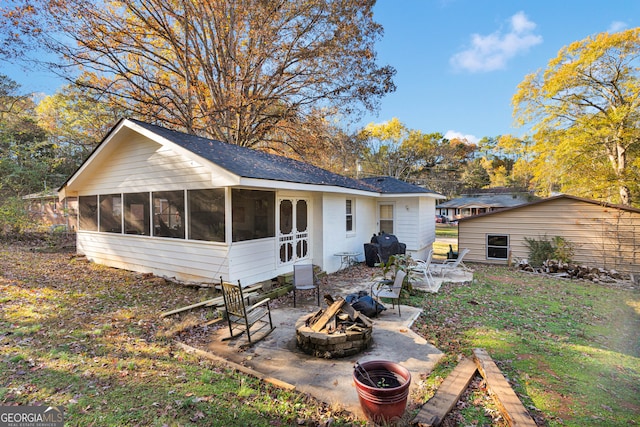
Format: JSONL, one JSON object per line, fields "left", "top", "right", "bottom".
{"left": 346, "top": 199, "right": 355, "bottom": 235}
{"left": 487, "top": 234, "right": 509, "bottom": 260}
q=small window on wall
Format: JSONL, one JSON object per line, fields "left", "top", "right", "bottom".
{"left": 153, "top": 191, "right": 185, "bottom": 238}
{"left": 188, "top": 189, "right": 225, "bottom": 242}
{"left": 487, "top": 234, "right": 509, "bottom": 259}
{"left": 124, "top": 192, "right": 150, "bottom": 235}
{"left": 78, "top": 195, "right": 98, "bottom": 231}
{"left": 99, "top": 194, "right": 122, "bottom": 233}
{"left": 346, "top": 199, "right": 354, "bottom": 232}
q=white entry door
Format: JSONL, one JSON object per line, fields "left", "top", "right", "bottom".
{"left": 278, "top": 198, "right": 309, "bottom": 265}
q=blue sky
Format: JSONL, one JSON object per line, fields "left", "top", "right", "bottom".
{"left": 2, "top": 0, "right": 638, "bottom": 143}
{"left": 360, "top": 0, "right": 639, "bottom": 142}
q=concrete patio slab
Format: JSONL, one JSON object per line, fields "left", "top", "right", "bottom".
{"left": 191, "top": 266, "right": 473, "bottom": 421}
{"left": 204, "top": 305, "right": 442, "bottom": 419}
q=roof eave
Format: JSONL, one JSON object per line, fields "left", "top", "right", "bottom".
{"left": 238, "top": 177, "right": 379, "bottom": 196}
{"left": 378, "top": 192, "right": 445, "bottom": 199}
{"left": 459, "top": 194, "right": 640, "bottom": 222}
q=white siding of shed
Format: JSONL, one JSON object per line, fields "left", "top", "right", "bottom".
{"left": 356, "top": 197, "right": 378, "bottom": 246}
{"left": 394, "top": 200, "right": 414, "bottom": 247}
{"left": 414, "top": 196, "right": 437, "bottom": 260}
{"left": 459, "top": 197, "right": 640, "bottom": 273}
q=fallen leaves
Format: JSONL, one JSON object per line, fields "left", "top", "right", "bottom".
{"left": 0, "top": 243, "right": 363, "bottom": 426}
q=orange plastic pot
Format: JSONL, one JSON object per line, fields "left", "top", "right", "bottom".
{"left": 353, "top": 360, "right": 411, "bottom": 424}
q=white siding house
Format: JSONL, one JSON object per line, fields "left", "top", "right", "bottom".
{"left": 60, "top": 119, "right": 444, "bottom": 285}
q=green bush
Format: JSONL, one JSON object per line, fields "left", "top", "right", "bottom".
{"left": 523, "top": 236, "right": 554, "bottom": 267}
{"left": 376, "top": 253, "right": 414, "bottom": 293}
{"left": 552, "top": 235, "right": 575, "bottom": 263}
{"left": 0, "top": 197, "right": 37, "bottom": 236}
{"left": 524, "top": 235, "right": 574, "bottom": 267}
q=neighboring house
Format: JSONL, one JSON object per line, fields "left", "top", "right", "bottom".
{"left": 23, "top": 191, "right": 77, "bottom": 230}
{"left": 436, "top": 188, "right": 538, "bottom": 221}
{"left": 458, "top": 194, "right": 640, "bottom": 274}
{"left": 59, "top": 118, "right": 445, "bottom": 285}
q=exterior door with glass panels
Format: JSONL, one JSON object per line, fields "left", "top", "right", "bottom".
{"left": 278, "top": 198, "right": 309, "bottom": 265}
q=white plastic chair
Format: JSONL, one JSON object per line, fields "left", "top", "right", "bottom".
{"left": 432, "top": 248, "right": 470, "bottom": 278}
{"left": 411, "top": 249, "right": 437, "bottom": 292}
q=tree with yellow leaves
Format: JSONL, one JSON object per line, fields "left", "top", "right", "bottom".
{"left": 358, "top": 117, "right": 445, "bottom": 180}
{"left": 356, "top": 117, "right": 477, "bottom": 198}
{"left": 513, "top": 28, "right": 640, "bottom": 206}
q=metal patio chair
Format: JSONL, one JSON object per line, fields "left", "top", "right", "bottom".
{"left": 293, "top": 264, "right": 320, "bottom": 307}
{"left": 371, "top": 269, "right": 406, "bottom": 316}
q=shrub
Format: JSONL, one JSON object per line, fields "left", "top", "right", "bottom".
{"left": 0, "top": 197, "right": 37, "bottom": 236}
{"left": 523, "top": 235, "right": 575, "bottom": 267}
{"left": 376, "top": 253, "right": 414, "bottom": 293}
{"left": 524, "top": 236, "right": 554, "bottom": 267}
{"left": 552, "top": 236, "right": 574, "bottom": 263}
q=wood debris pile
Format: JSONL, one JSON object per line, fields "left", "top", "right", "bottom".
{"left": 296, "top": 294, "right": 373, "bottom": 358}
{"left": 305, "top": 295, "right": 373, "bottom": 333}
{"left": 519, "top": 259, "right": 631, "bottom": 284}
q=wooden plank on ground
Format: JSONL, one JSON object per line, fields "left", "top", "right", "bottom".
{"left": 412, "top": 357, "right": 477, "bottom": 426}
{"left": 177, "top": 342, "right": 295, "bottom": 391}
{"left": 162, "top": 290, "right": 259, "bottom": 318}
{"left": 160, "top": 296, "right": 223, "bottom": 317}
{"left": 214, "top": 283, "right": 262, "bottom": 294}
{"left": 244, "top": 284, "right": 263, "bottom": 294}
{"left": 204, "top": 296, "right": 224, "bottom": 307}
{"left": 473, "top": 348, "right": 537, "bottom": 427}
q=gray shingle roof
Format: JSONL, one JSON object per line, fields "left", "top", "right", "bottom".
{"left": 131, "top": 119, "right": 438, "bottom": 195}
{"left": 359, "top": 176, "right": 438, "bottom": 194}
{"left": 458, "top": 194, "right": 640, "bottom": 222}
{"left": 437, "top": 194, "right": 534, "bottom": 208}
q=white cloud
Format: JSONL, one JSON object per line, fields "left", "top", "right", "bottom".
{"left": 607, "top": 21, "right": 628, "bottom": 33}
{"left": 444, "top": 130, "right": 479, "bottom": 145}
{"left": 450, "top": 11, "right": 543, "bottom": 73}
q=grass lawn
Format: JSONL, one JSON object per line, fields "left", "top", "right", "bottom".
{"left": 0, "top": 245, "right": 361, "bottom": 426}
{"left": 2, "top": 242, "right": 639, "bottom": 426}
{"left": 435, "top": 223, "right": 459, "bottom": 239}
{"left": 410, "top": 265, "right": 640, "bottom": 426}
{"left": 433, "top": 223, "right": 458, "bottom": 259}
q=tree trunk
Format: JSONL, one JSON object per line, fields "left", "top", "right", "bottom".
{"left": 620, "top": 185, "right": 631, "bottom": 206}
{"left": 610, "top": 139, "right": 631, "bottom": 206}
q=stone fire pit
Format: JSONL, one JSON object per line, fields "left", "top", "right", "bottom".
{"left": 295, "top": 296, "right": 373, "bottom": 358}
